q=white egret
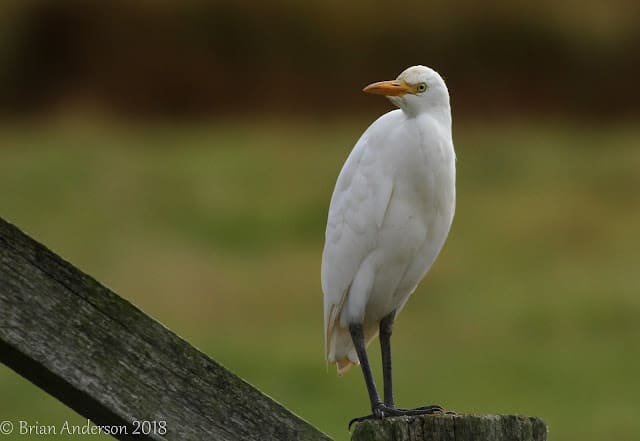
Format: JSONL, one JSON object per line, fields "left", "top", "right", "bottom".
{"left": 321, "top": 65, "right": 456, "bottom": 424}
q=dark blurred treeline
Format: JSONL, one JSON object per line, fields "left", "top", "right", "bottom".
{"left": 1, "top": 0, "right": 638, "bottom": 120}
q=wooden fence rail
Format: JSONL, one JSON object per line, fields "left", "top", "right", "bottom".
{"left": 0, "top": 217, "right": 332, "bottom": 441}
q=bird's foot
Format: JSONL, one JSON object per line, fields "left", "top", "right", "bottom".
{"left": 348, "top": 403, "right": 450, "bottom": 430}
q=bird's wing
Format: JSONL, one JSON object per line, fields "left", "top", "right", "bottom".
{"left": 321, "top": 128, "right": 395, "bottom": 361}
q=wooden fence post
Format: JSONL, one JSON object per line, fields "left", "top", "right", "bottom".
{"left": 351, "top": 414, "right": 547, "bottom": 441}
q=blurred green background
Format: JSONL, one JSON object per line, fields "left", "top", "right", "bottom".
{"left": 1, "top": 1, "right": 639, "bottom": 440}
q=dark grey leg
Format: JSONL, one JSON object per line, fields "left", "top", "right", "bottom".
{"left": 379, "top": 311, "right": 395, "bottom": 408}
{"left": 349, "top": 323, "right": 382, "bottom": 414}
{"left": 347, "top": 318, "right": 449, "bottom": 430}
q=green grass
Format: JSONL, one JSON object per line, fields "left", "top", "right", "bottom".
{"left": 0, "top": 120, "right": 639, "bottom": 440}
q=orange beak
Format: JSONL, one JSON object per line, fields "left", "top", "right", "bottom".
{"left": 363, "top": 80, "right": 411, "bottom": 96}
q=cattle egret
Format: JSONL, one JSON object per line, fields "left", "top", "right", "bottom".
{"left": 321, "top": 65, "right": 455, "bottom": 424}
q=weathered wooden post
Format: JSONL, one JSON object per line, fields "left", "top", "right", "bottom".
{"left": 351, "top": 414, "right": 547, "bottom": 441}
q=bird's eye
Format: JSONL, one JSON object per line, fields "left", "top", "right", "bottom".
{"left": 416, "top": 83, "right": 427, "bottom": 93}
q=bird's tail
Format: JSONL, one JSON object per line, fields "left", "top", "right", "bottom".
{"left": 328, "top": 323, "right": 379, "bottom": 376}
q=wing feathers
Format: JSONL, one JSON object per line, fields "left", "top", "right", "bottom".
{"left": 322, "top": 138, "right": 395, "bottom": 362}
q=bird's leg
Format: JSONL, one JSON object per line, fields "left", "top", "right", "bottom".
{"left": 378, "top": 312, "right": 446, "bottom": 415}
{"left": 348, "top": 315, "right": 450, "bottom": 430}
{"left": 379, "top": 311, "right": 395, "bottom": 409}
{"left": 348, "top": 319, "right": 401, "bottom": 430}
{"left": 349, "top": 322, "right": 382, "bottom": 415}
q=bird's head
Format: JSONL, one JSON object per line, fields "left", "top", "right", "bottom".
{"left": 363, "top": 65, "right": 450, "bottom": 116}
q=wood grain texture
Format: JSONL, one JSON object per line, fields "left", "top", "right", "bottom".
{"left": 351, "top": 414, "right": 547, "bottom": 441}
{"left": 0, "top": 217, "right": 332, "bottom": 441}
